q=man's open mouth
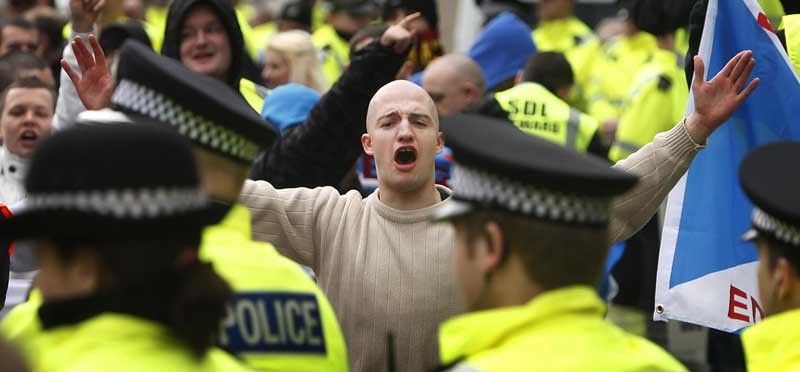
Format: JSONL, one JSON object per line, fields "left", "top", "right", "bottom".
{"left": 394, "top": 146, "right": 417, "bottom": 165}
{"left": 19, "top": 130, "right": 37, "bottom": 142}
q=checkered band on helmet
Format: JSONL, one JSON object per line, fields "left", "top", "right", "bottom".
{"left": 111, "top": 79, "right": 260, "bottom": 163}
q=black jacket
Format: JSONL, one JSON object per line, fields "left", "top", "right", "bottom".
{"left": 161, "top": 0, "right": 262, "bottom": 91}
{"left": 250, "top": 42, "right": 409, "bottom": 188}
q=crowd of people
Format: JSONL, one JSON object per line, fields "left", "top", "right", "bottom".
{"left": 0, "top": 0, "right": 797, "bottom": 371}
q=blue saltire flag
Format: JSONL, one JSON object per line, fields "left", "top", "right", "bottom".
{"left": 654, "top": 0, "right": 800, "bottom": 332}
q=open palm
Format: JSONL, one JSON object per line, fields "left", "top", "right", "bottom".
{"left": 690, "top": 50, "right": 760, "bottom": 139}
{"left": 61, "top": 35, "right": 113, "bottom": 110}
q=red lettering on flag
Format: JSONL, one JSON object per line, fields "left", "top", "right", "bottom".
{"left": 728, "top": 285, "right": 750, "bottom": 322}
{"left": 758, "top": 13, "right": 774, "bottom": 33}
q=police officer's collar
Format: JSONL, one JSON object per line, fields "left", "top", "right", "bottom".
{"left": 740, "top": 142, "right": 800, "bottom": 246}
{"left": 432, "top": 114, "right": 638, "bottom": 226}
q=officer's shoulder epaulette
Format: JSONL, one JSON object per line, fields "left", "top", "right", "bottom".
{"left": 657, "top": 74, "right": 672, "bottom": 92}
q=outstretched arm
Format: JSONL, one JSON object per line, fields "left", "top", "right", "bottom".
{"left": 609, "top": 50, "right": 759, "bottom": 242}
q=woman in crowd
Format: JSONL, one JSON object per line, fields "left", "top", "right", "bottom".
{"left": 262, "top": 30, "right": 327, "bottom": 92}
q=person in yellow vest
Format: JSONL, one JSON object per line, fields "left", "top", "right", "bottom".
{"left": 586, "top": 15, "right": 658, "bottom": 141}
{"left": 0, "top": 122, "right": 249, "bottom": 372}
{"left": 472, "top": 51, "right": 603, "bottom": 155}
{"left": 428, "top": 114, "right": 688, "bottom": 372}
{"left": 779, "top": 14, "right": 800, "bottom": 75}
{"left": 738, "top": 142, "right": 800, "bottom": 372}
{"left": 312, "top": 0, "right": 377, "bottom": 87}
{"left": 532, "top": 0, "right": 600, "bottom": 110}
{"left": 107, "top": 41, "right": 349, "bottom": 371}
{"left": 608, "top": 0, "right": 690, "bottom": 163}
{"left": 160, "top": 0, "right": 267, "bottom": 111}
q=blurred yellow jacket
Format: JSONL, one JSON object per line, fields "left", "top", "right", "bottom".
{"left": 437, "top": 286, "right": 687, "bottom": 372}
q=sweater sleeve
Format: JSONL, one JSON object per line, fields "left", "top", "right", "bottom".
{"left": 609, "top": 122, "right": 700, "bottom": 243}
{"left": 239, "top": 179, "right": 349, "bottom": 273}
{"left": 52, "top": 32, "right": 91, "bottom": 132}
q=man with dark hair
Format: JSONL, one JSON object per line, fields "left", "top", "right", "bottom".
{"left": 738, "top": 142, "right": 800, "bottom": 371}
{"left": 0, "top": 52, "right": 53, "bottom": 92}
{"left": 472, "top": 51, "right": 604, "bottom": 156}
{"left": 382, "top": 0, "right": 443, "bottom": 72}
{"left": 429, "top": 114, "right": 687, "bottom": 371}
{"left": 23, "top": 6, "right": 65, "bottom": 69}
{"left": 0, "top": 18, "right": 38, "bottom": 57}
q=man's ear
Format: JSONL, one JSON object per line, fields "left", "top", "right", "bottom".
{"left": 480, "top": 221, "right": 505, "bottom": 274}
{"left": 361, "top": 133, "right": 374, "bottom": 156}
{"left": 463, "top": 81, "right": 480, "bottom": 102}
{"left": 776, "top": 257, "right": 797, "bottom": 302}
{"left": 435, "top": 131, "right": 444, "bottom": 154}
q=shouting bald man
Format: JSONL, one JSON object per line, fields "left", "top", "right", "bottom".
{"left": 240, "top": 49, "right": 758, "bottom": 372}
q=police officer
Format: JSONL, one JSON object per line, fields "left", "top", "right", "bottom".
{"left": 532, "top": 0, "right": 600, "bottom": 109}
{"left": 104, "top": 41, "right": 349, "bottom": 371}
{"left": 312, "top": 0, "right": 377, "bottom": 87}
{"left": 608, "top": 0, "right": 692, "bottom": 162}
{"left": 0, "top": 122, "right": 249, "bottom": 371}
{"left": 473, "top": 51, "right": 602, "bottom": 155}
{"left": 586, "top": 3, "right": 658, "bottom": 138}
{"left": 779, "top": 13, "right": 800, "bottom": 74}
{"left": 739, "top": 142, "right": 800, "bottom": 371}
{"left": 429, "top": 114, "right": 687, "bottom": 371}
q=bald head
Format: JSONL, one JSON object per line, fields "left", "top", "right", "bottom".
{"left": 367, "top": 80, "right": 438, "bottom": 131}
{"left": 422, "top": 54, "right": 485, "bottom": 117}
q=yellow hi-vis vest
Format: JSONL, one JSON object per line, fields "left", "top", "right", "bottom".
{"left": 494, "top": 82, "right": 599, "bottom": 152}
{"left": 2, "top": 206, "right": 349, "bottom": 372}
{"left": 783, "top": 14, "right": 800, "bottom": 75}
{"left": 532, "top": 16, "right": 601, "bottom": 111}
{"left": 742, "top": 308, "right": 800, "bottom": 372}
{"left": 586, "top": 31, "right": 658, "bottom": 124}
{"left": 239, "top": 78, "right": 269, "bottom": 112}
{"left": 200, "top": 204, "right": 348, "bottom": 372}
{"left": 609, "top": 48, "right": 688, "bottom": 162}
{"left": 438, "top": 286, "right": 688, "bottom": 372}
{"left": 312, "top": 24, "right": 350, "bottom": 88}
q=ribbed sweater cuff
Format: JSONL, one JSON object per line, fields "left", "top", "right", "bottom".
{"left": 661, "top": 121, "right": 703, "bottom": 163}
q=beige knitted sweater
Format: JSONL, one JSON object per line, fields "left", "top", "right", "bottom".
{"left": 240, "top": 123, "right": 699, "bottom": 372}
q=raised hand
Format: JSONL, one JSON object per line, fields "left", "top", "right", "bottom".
{"left": 381, "top": 12, "right": 421, "bottom": 54}
{"left": 70, "top": 0, "right": 106, "bottom": 33}
{"left": 686, "top": 50, "right": 760, "bottom": 142}
{"left": 61, "top": 35, "right": 113, "bottom": 110}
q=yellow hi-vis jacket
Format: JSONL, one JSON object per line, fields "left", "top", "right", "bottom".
{"left": 22, "top": 313, "right": 250, "bottom": 372}
{"left": 494, "top": 82, "right": 599, "bottom": 152}
{"left": 609, "top": 48, "right": 688, "bottom": 162}
{"left": 782, "top": 14, "right": 800, "bottom": 75}
{"left": 1, "top": 205, "right": 347, "bottom": 372}
{"left": 200, "top": 204, "right": 348, "bottom": 371}
{"left": 532, "top": 16, "right": 601, "bottom": 110}
{"left": 586, "top": 31, "right": 658, "bottom": 124}
{"left": 437, "top": 286, "right": 688, "bottom": 372}
{"left": 312, "top": 24, "right": 350, "bottom": 88}
{"left": 743, "top": 308, "right": 800, "bottom": 372}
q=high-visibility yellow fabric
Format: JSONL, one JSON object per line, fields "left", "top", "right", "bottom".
{"left": 586, "top": 31, "right": 658, "bottom": 124}
{"left": 239, "top": 78, "right": 268, "bottom": 112}
{"left": 783, "top": 15, "right": 800, "bottom": 75}
{"left": 494, "top": 82, "right": 599, "bottom": 152}
{"left": 438, "top": 286, "right": 688, "bottom": 372}
{"left": 743, "top": 308, "right": 800, "bottom": 372}
{"left": 609, "top": 48, "right": 688, "bottom": 162}
{"left": 199, "top": 204, "right": 349, "bottom": 371}
{"left": 312, "top": 24, "right": 350, "bottom": 88}
{"left": 26, "top": 313, "right": 250, "bottom": 372}
{"left": 533, "top": 16, "right": 601, "bottom": 111}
